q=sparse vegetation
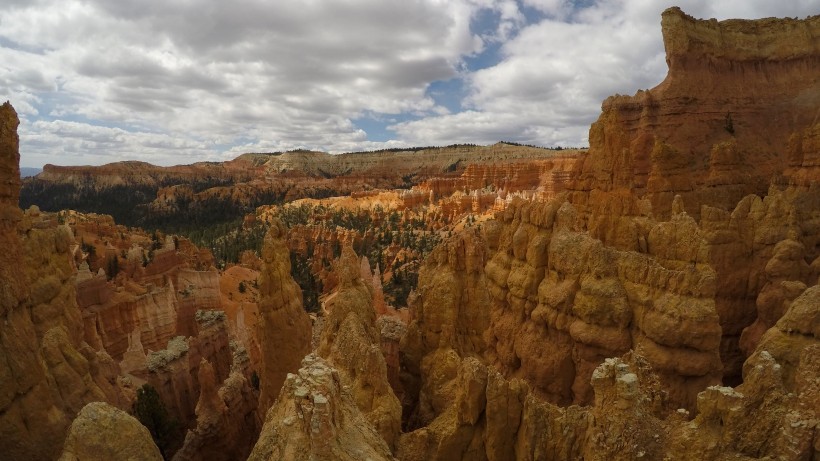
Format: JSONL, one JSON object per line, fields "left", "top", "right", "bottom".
{"left": 133, "top": 384, "right": 179, "bottom": 459}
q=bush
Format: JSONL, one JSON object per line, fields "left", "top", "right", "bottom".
{"left": 134, "top": 384, "right": 179, "bottom": 459}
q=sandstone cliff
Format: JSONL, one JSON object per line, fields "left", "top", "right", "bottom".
{"left": 316, "top": 245, "right": 402, "bottom": 449}
{"left": 256, "top": 219, "right": 312, "bottom": 414}
{"left": 0, "top": 102, "right": 127, "bottom": 460}
{"left": 396, "top": 8, "right": 819, "bottom": 460}
{"left": 570, "top": 7, "right": 820, "bottom": 220}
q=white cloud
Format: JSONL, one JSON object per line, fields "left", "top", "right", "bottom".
{"left": 1, "top": 0, "right": 816, "bottom": 167}
{"left": 392, "top": 0, "right": 818, "bottom": 148}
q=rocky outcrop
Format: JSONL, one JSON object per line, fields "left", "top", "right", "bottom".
{"left": 399, "top": 343, "right": 818, "bottom": 461}
{"left": 172, "top": 357, "right": 260, "bottom": 461}
{"left": 401, "top": 229, "right": 492, "bottom": 426}
{"left": 256, "top": 219, "right": 312, "bottom": 414}
{"left": 397, "top": 10, "right": 819, "bottom": 460}
{"left": 248, "top": 354, "right": 394, "bottom": 461}
{"left": 666, "top": 346, "right": 820, "bottom": 460}
{"left": 0, "top": 102, "right": 126, "bottom": 461}
{"left": 176, "top": 269, "right": 223, "bottom": 336}
{"left": 480, "top": 198, "right": 722, "bottom": 410}
{"left": 417, "top": 156, "right": 580, "bottom": 202}
{"left": 570, "top": 8, "right": 820, "bottom": 220}
{"left": 220, "top": 265, "right": 262, "bottom": 371}
{"left": 0, "top": 101, "right": 24, "bottom": 307}
{"left": 747, "top": 285, "right": 820, "bottom": 391}
{"left": 80, "top": 280, "right": 178, "bottom": 360}
{"left": 316, "top": 245, "right": 402, "bottom": 449}
{"left": 58, "top": 402, "right": 163, "bottom": 461}
{"left": 132, "top": 310, "right": 235, "bottom": 433}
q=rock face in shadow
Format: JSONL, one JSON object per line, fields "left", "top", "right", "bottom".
{"left": 172, "top": 357, "right": 261, "bottom": 461}
{"left": 0, "top": 102, "right": 127, "bottom": 461}
{"left": 400, "top": 229, "right": 492, "bottom": 427}
{"left": 256, "top": 219, "right": 312, "bottom": 414}
{"left": 58, "top": 402, "right": 163, "bottom": 461}
{"left": 315, "top": 245, "right": 402, "bottom": 450}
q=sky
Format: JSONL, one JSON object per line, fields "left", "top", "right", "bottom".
{"left": 1, "top": 1, "right": 817, "bottom": 168}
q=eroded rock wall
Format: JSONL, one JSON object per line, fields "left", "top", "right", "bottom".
{"left": 316, "top": 245, "right": 402, "bottom": 449}
{"left": 256, "top": 219, "right": 312, "bottom": 414}
{"left": 0, "top": 102, "right": 126, "bottom": 460}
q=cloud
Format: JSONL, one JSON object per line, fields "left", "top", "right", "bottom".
{"left": 392, "top": 0, "right": 818, "bottom": 148}
{"left": 1, "top": 0, "right": 815, "bottom": 167}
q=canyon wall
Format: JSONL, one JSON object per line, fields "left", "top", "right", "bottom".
{"left": 570, "top": 7, "right": 820, "bottom": 220}
{"left": 256, "top": 219, "right": 312, "bottom": 414}
{"left": 0, "top": 102, "right": 127, "bottom": 460}
{"left": 395, "top": 8, "right": 819, "bottom": 460}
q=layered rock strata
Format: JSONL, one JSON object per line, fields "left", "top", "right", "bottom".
{"left": 316, "top": 245, "right": 402, "bottom": 449}
{"left": 0, "top": 102, "right": 126, "bottom": 460}
{"left": 396, "top": 8, "right": 820, "bottom": 460}
{"left": 248, "top": 354, "right": 394, "bottom": 461}
{"left": 569, "top": 7, "right": 820, "bottom": 220}
{"left": 256, "top": 219, "right": 312, "bottom": 414}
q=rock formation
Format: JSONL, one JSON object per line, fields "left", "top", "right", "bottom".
{"left": 131, "top": 310, "right": 235, "bottom": 434}
{"left": 570, "top": 7, "right": 819, "bottom": 219}
{"left": 0, "top": 102, "right": 127, "bottom": 461}
{"left": 316, "top": 245, "right": 402, "bottom": 449}
{"left": 58, "top": 402, "right": 163, "bottom": 461}
{"left": 256, "top": 219, "right": 312, "bottom": 414}
{"left": 3, "top": 6, "right": 820, "bottom": 461}
{"left": 396, "top": 8, "right": 820, "bottom": 460}
{"left": 172, "top": 357, "right": 260, "bottom": 461}
{"left": 478, "top": 198, "right": 722, "bottom": 409}
{"left": 248, "top": 354, "right": 394, "bottom": 461}
{"left": 401, "top": 229, "right": 492, "bottom": 426}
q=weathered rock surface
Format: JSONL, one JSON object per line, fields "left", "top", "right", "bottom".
{"left": 256, "top": 219, "right": 312, "bottom": 414}
{"left": 0, "top": 102, "right": 126, "bottom": 461}
{"left": 248, "top": 354, "right": 394, "bottom": 461}
{"left": 172, "top": 357, "right": 260, "bottom": 461}
{"left": 58, "top": 402, "right": 163, "bottom": 461}
{"left": 316, "top": 245, "right": 402, "bottom": 449}
{"left": 482, "top": 198, "right": 721, "bottom": 410}
{"left": 570, "top": 7, "right": 820, "bottom": 220}
{"left": 401, "top": 229, "right": 492, "bottom": 426}
{"left": 667, "top": 346, "right": 820, "bottom": 460}
{"left": 396, "top": 8, "right": 819, "bottom": 461}
{"left": 131, "top": 310, "right": 235, "bottom": 436}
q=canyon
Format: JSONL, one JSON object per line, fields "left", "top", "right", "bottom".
{"left": 0, "top": 6, "right": 818, "bottom": 461}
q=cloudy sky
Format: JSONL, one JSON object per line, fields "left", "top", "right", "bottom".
{"left": 2, "top": 0, "right": 816, "bottom": 167}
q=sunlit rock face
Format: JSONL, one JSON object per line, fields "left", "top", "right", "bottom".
{"left": 315, "top": 245, "right": 402, "bottom": 450}
{"left": 396, "top": 8, "right": 820, "bottom": 461}
{"left": 248, "top": 354, "right": 394, "bottom": 461}
{"left": 570, "top": 7, "right": 820, "bottom": 220}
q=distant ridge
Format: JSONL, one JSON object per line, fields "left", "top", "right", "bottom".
{"left": 20, "top": 167, "right": 41, "bottom": 177}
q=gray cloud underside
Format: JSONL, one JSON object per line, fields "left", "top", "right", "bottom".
{"left": 1, "top": 0, "right": 817, "bottom": 166}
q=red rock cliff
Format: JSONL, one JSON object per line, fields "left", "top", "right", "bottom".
{"left": 0, "top": 102, "right": 126, "bottom": 460}
{"left": 571, "top": 7, "right": 820, "bottom": 220}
